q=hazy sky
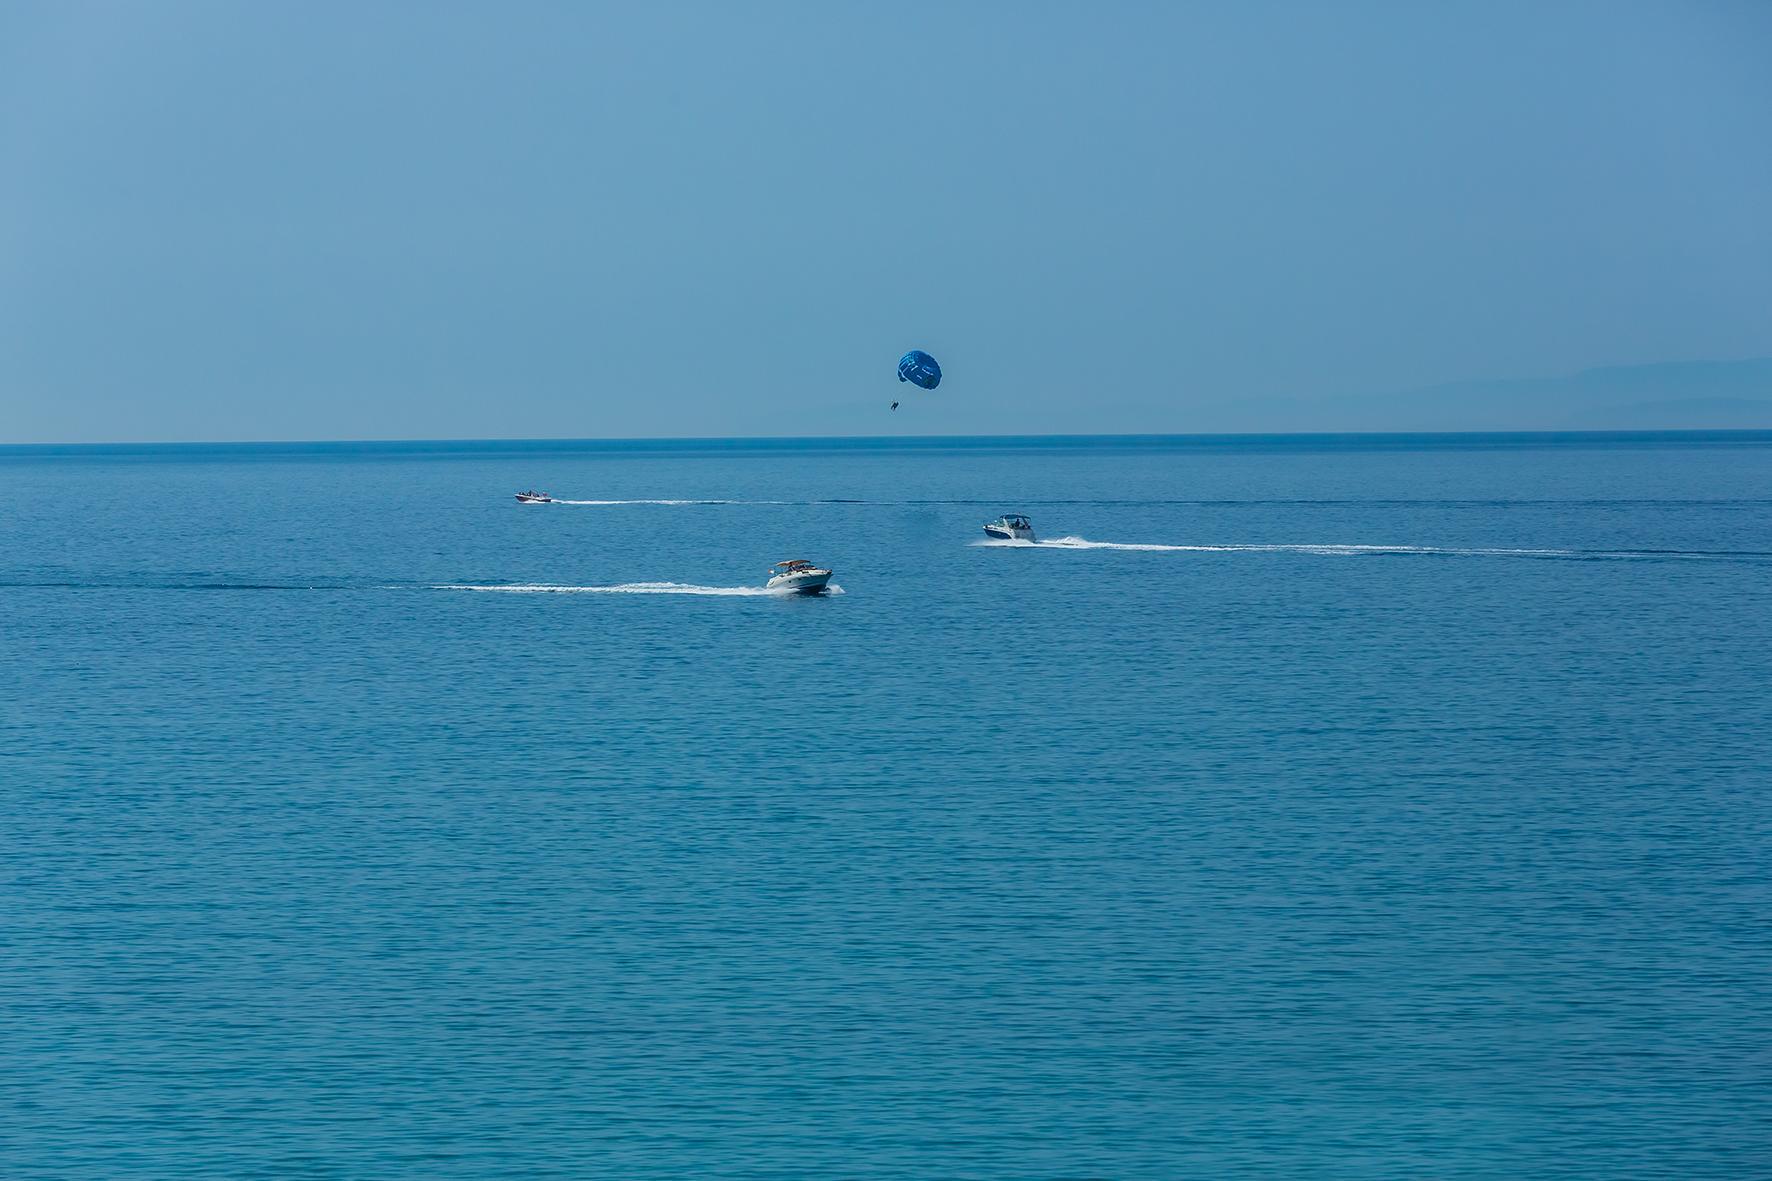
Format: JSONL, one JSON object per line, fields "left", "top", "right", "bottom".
{"left": 3, "top": 1, "right": 1770, "bottom": 441}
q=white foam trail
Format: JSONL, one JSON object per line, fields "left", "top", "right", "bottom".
{"left": 438, "top": 582, "right": 772, "bottom": 596}
{"left": 436, "top": 581, "right": 845, "bottom": 597}
{"left": 550, "top": 498, "right": 743, "bottom": 506}
{"left": 974, "top": 536, "right": 1575, "bottom": 557}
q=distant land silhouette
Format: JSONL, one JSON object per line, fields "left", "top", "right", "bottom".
{"left": 1207, "top": 358, "right": 1772, "bottom": 433}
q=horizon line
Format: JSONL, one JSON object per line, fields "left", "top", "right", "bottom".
{"left": 7, "top": 427, "right": 1772, "bottom": 453}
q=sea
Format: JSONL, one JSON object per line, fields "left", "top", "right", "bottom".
{"left": 2, "top": 433, "right": 1769, "bottom": 1179}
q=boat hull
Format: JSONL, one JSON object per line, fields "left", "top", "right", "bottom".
{"left": 983, "top": 525, "right": 1034, "bottom": 541}
{"left": 767, "top": 571, "right": 833, "bottom": 595}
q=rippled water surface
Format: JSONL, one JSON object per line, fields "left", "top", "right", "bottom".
{"left": 3, "top": 434, "right": 1770, "bottom": 1178}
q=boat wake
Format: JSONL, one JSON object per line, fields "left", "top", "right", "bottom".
{"left": 972, "top": 536, "right": 1573, "bottom": 556}
{"left": 973, "top": 536, "right": 1770, "bottom": 561}
{"left": 434, "top": 582, "right": 844, "bottom": 596}
{"left": 548, "top": 498, "right": 757, "bottom": 506}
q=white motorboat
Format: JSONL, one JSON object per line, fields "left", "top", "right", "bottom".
{"left": 515, "top": 490, "right": 554, "bottom": 504}
{"left": 983, "top": 514, "right": 1035, "bottom": 541}
{"left": 766, "top": 559, "right": 834, "bottom": 595}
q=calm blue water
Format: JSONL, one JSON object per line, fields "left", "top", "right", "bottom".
{"left": 3, "top": 434, "right": 1770, "bottom": 1178}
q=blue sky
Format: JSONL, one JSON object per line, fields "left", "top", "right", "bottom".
{"left": 2, "top": 1, "right": 1770, "bottom": 441}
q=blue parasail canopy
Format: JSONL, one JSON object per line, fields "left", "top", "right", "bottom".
{"left": 897, "top": 350, "right": 942, "bottom": 390}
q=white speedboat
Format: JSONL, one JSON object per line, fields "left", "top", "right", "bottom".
{"left": 766, "top": 559, "right": 833, "bottom": 595}
{"left": 983, "top": 514, "right": 1035, "bottom": 541}
{"left": 515, "top": 490, "right": 554, "bottom": 504}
